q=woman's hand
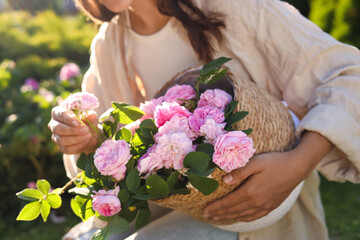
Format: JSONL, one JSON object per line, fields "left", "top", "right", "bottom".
{"left": 48, "top": 106, "right": 99, "bottom": 154}
{"left": 203, "top": 131, "right": 333, "bottom": 222}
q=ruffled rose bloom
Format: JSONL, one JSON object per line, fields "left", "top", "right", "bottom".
{"left": 163, "top": 84, "right": 196, "bottom": 105}
{"left": 155, "top": 132, "right": 193, "bottom": 171}
{"left": 199, "top": 119, "right": 226, "bottom": 144}
{"left": 188, "top": 106, "right": 225, "bottom": 134}
{"left": 94, "top": 140, "right": 132, "bottom": 181}
{"left": 153, "top": 102, "right": 191, "bottom": 127}
{"left": 198, "top": 89, "right": 232, "bottom": 111}
{"left": 59, "top": 63, "right": 81, "bottom": 81}
{"left": 92, "top": 186, "right": 121, "bottom": 217}
{"left": 213, "top": 131, "right": 256, "bottom": 172}
{"left": 139, "top": 97, "right": 164, "bottom": 119}
{"left": 155, "top": 115, "right": 196, "bottom": 141}
{"left": 137, "top": 145, "right": 163, "bottom": 177}
{"left": 61, "top": 92, "right": 99, "bottom": 112}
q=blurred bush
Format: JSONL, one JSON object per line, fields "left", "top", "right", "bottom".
{"left": 310, "top": 0, "right": 360, "bottom": 49}
{"left": 0, "top": 10, "right": 96, "bottom": 215}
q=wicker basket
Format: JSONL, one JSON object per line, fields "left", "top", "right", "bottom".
{"left": 151, "top": 66, "right": 297, "bottom": 226}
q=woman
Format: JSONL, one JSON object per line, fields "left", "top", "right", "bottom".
{"left": 48, "top": 0, "right": 360, "bottom": 239}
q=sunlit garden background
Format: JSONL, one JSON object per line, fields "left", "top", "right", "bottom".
{"left": 0, "top": 0, "right": 359, "bottom": 239}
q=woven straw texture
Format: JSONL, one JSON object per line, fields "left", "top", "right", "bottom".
{"left": 151, "top": 67, "right": 296, "bottom": 225}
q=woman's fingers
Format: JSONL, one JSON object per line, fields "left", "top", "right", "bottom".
{"left": 51, "top": 106, "right": 80, "bottom": 127}
{"left": 48, "top": 119, "right": 89, "bottom": 136}
{"left": 51, "top": 133, "right": 92, "bottom": 147}
{"left": 58, "top": 141, "right": 90, "bottom": 154}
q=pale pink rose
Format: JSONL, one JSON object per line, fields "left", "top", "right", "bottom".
{"left": 137, "top": 145, "right": 163, "bottom": 177}
{"left": 23, "top": 78, "right": 39, "bottom": 91}
{"left": 139, "top": 97, "right": 163, "bottom": 119}
{"left": 198, "top": 89, "right": 232, "bottom": 111}
{"left": 163, "top": 84, "right": 196, "bottom": 105}
{"left": 213, "top": 131, "right": 256, "bottom": 172}
{"left": 188, "top": 106, "right": 225, "bottom": 134}
{"left": 154, "top": 102, "right": 191, "bottom": 127}
{"left": 92, "top": 186, "right": 121, "bottom": 217}
{"left": 94, "top": 140, "right": 132, "bottom": 181}
{"left": 199, "top": 119, "right": 226, "bottom": 144}
{"left": 155, "top": 115, "right": 196, "bottom": 141}
{"left": 155, "top": 132, "right": 193, "bottom": 171}
{"left": 61, "top": 92, "right": 99, "bottom": 112}
{"left": 59, "top": 63, "right": 81, "bottom": 81}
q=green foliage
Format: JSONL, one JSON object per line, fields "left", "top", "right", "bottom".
{"left": 310, "top": 0, "right": 360, "bottom": 49}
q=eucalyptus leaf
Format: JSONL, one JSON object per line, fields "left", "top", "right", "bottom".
{"left": 37, "top": 179, "right": 51, "bottom": 196}
{"left": 16, "top": 201, "right": 42, "bottom": 221}
{"left": 146, "top": 175, "right": 169, "bottom": 198}
{"left": 135, "top": 209, "right": 151, "bottom": 230}
{"left": 16, "top": 189, "right": 43, "bottom": 201}
{"left": 118, "top": 128, "right": 132, "bottom": 142}
{"left": 71, "top": 198, "right": 81, "bottom": 218}
{"left": 242, "top": 128, "right": 253, "bottom": 135}
{"left": 187, "top": 173, "right": 219, "bottom": 196}
{"left": 224, "top": 101, "right": 239, "bottom": 119}
{"left": 77, "top": 153, "right": 88, "bottom": 170}
{"left": 200, "top": 57, "right": 232, "bottom": 75}
{"left": 40, "top": 200, "right": 51, "bottom": 222}
{"left": 111, "top": 102, "right": 144, "bottom": 124}
{"left": 118, "top": 189, "right": 130, "bottom": 202}
{"left": 196, "top": 144, "right": 215, "bottom": 158}
{"left": 167, "top": 171, "right": 180, "bottom": 190}
{"left": 103, "top": 121, "right": 114, "bottom": 138}
{"left": 198, "top": 68, "right": 228, "bottom": 85}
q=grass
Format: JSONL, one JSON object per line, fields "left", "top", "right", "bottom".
{"left": 2, "top": 175, "right": 359, "bottom": 240}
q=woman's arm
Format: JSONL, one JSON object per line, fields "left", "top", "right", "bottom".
{"left": 203, "top": 131, "right": 332, "bottom": 221}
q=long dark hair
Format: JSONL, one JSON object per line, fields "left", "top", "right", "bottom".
{"left": 74, "top": 0, "right": 225, "bottom": 62}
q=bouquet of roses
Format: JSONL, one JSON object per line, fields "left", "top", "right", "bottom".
{"left": 16, "top": 57, "right": 258, "bottom": 239}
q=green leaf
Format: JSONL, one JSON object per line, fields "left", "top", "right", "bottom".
{"left": 126, "top": 168, "right": 141, "bottom": 192}
{"left": 196, "top": 144, "right": 215, "bottom": 158}
{"left": 118, "top": 128, "right": 132, "bottom": 142}
{"left": 139, "top": 119, "right": 158, "bottom": 133}
{"left": 198, "top": 68, "right": 228, "bottom": 85}
{"left": 242, "top": 128, "right": 253, "bottom": 135}
{"left": 200, "top": 57, "right": 232, "bottom": 75}
{"left": 99, "top": 107, "right": 114, "bottom": 121}
{"left": 132, "top": 195, "right": 156, "bottom": 200}
{"left": 111, "top": 102, "right": 144, "bottom": 124}
{"left": 37, "top": 179, "right": 51, "bottom": 196}
{"left": 226, "top": 111, "right": 249, "bottom": 128}
{"left": 16, "top": 201, "right": 42, "bottom": 221}
{"left": 16, "top": 189, "right": 44, "bottom": 201}
{"left": 224, "top": 101, "right": 239, "bottom": 119}
{"left": 71, "top": 198, "right": 81, "bottom": 218}
{"left": 40, "top": 200, "right": 51, "bottom": 222}
{"left": 146, "top": 175, "right": 169, "bottom": 198}
{"left": 108, "top": 215, "right": 129, "bottom": 234}
{"left": 197, "top": 166, "right": 217, "bottom": 177}
{"left": 47, "top": 194, "right": 62, "bottom": 209}
{"left": 172, "top": 188, "right": 191, "bottom": 195}
{"left": 77, "top": 153, "right": 88, "bottom": 170}
{"left": 69, "top": 187, "right": 91, "bottom": 197}
{"left": 187, "top": 173, "right": 219, "bottom": 196}
{"left": 167, "top": 171, "right": 180, "bottom": 191}
{"left": 183, "top": 152, "right": 210, "bottom": 175}
{"left": 75, "top": 196, "right": 95, "bottom": 221}
{"left": 91, "top": 227, "right": 111, "bottom": 240}
{"left": 135, "top": 209, "right": 151, "bottom": 230}
{"left": 118, "top": 189, "right": 130, "bottom": 202}
{"left": 103, "top": 121, "right": 114, "bottom": 138}
{"left": 132, "top": 133, "right": 143, "bottom": 146}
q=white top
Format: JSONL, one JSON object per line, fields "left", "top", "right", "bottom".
{"left": 128, "top": 17, "right": 198, "bottom": 98}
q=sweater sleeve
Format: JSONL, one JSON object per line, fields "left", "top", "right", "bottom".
{"left": 254, "top": 0, "right": 360, "bottom": 183}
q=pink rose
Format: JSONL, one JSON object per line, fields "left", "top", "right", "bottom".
{"left": 188, "top": 106, "right": 225, "bottom": 134}
{"left": 139, "top": 97, "right": 164, "bottom": 119}
{"left": 27, "top": 181, "right": 36, "bottom": 189}
{"left": 61, "top": 92, "right": 99, "bottom": 112}
{"left": 137, "top": 145, "right": 163, "bottom": 177}
{"left": 92, "top": 186, "right": 121, "bottom": 217}
{"left": 199, "top": 119, "right": 226, "bottom": 144}
{"left": 213, "top": 131, "right": 256, "bottom": 172}
{"left": 155, "top": 115, "right": 196, "bottom": 141}
{"left": 163, "top": 84, "right": 196, "bottom": 105}
{"left": 124, "top": 119, "right": 141, "bottom": 135}
{"left": 198, "top": 89, "right": 232, "bottom": 111}
{"left": 59, "top": 63, "right": 81, "bottom": 81}
{"left": 154, "top": 102, "right": 191, "bottom": 127}
{"left": 94, "top": 140, "right": 132, "bottom": 181}
{"left": 155, "top": 132, "right": 194, "bottom": 171}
